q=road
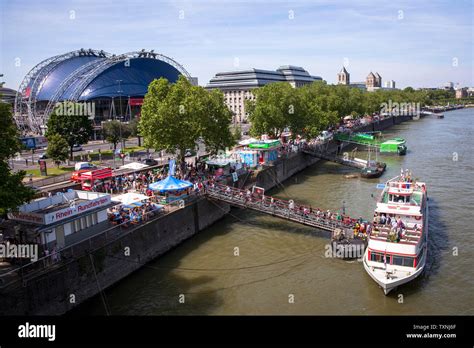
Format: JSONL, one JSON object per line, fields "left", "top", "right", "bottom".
{"left": 12, "top": 137, "right": 209, "bottom": 180}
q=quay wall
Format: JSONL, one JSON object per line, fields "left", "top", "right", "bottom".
{"left": 0, "top": 115, "right": 413, "bottom": 315}
{"left": 0, "top": 197, "right": 229, "bottom": 315}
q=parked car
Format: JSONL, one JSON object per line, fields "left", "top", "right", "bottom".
{"left": 38, "top": 153, "right": 48, "bottom": 160}
{"left": 74, "top": 162, "right": 96, "bottom": 171}
{"left": 72, "top": 144, "right": 83, "bottom": 152}
{"left": 143, "top": 158, "right": 158, "bottom": 166}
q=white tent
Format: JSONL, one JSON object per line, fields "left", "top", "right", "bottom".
{"left": 111, "top": 192, "right": 149, "bottom": 205}
{"left": 120, "top": 162, "right": 149, "bottom": 170}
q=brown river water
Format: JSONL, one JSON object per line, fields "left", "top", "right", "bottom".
{"left": 73, "top": 108, "right": 473, "bottom": 315}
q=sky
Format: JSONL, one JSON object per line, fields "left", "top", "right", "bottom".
{"left": 0, "top": 0, "right": 472, "bottom": 90}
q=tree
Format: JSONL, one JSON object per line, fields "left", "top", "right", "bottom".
{"left": 0, "top": 101, "right": 34, "bottom": 215}
{"left": 46, "top": 134, "right": 69, "bottom": 167}
{"left": 201, "top": 89, "right": 235, "bottom": 154}
{"left": 140, "top": 76, "right": 234, "bottom": 170}
{"left": 247, "top": 82, "right": 299, "bottom": 138}
{"left": 299, "top": 82, "right": 341, "bottom": 137}
{"left": 46, "top": 109, "right": 93, "bottom": 160}
{"left": 102, "top": 120, "right": 131, "bottom": 151}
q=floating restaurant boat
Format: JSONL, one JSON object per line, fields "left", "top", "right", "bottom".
{"left": 363, "top": 171, "right": 428, "bottom": 295}
{"left": 379, "top": 138, "right": 407, "bottom": 156}
{"left": 334, "top": 132, "right": 407, "bottom": 155}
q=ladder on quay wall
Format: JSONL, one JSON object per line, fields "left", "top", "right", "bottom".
{"left": 206, "top": 184, "right": 355, "bottom": 234}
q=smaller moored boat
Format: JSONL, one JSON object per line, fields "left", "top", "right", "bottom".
{"left": 360, "top": 163, "right": 386, "bottom": 178}
{"left": 360, "top": 147, "right": 387, "bottom": 179}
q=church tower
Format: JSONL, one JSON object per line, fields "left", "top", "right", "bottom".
{"left": 366, "top": 72, "right": 376, "bottom": 88}
{"left": 337, "top": 67, "right": 350, "bottom": 85}
{"left": 375, "top": 72, "right": 382, "bottom": 87}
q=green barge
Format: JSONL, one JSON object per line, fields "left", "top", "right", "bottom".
{"left": 334, "top": 133, "right": 407, "bottom": 155}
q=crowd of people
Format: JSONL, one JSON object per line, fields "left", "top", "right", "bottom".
{"left": 217, "top": 184, "right": 371, "bottom": 239}
{"left": 107, "top": 201, "right": 160, "bottom": 227}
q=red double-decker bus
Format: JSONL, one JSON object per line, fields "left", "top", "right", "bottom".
{"left": 77, "top": 167, "right": 113, "bottom": 191}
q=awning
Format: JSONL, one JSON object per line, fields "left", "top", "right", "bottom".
{"left": 112, "top": 192, "right": 149, "bottom": 205}
{"left": 148, "top": 176, "right": 193, "bottom": 192}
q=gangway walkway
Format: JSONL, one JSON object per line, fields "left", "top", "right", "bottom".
{"left": 206, "top": 184, "right": 357, "bottom": 234}
{"left": 302, "top": 145, "right": 368, "bottom": 169}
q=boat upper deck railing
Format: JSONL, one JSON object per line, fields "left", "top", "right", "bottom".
{"left": 370, "top": 224, "right": 423, "bottom": 245}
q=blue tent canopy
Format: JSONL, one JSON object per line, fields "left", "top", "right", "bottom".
{"left": 148, "top": 176, "right": 193, "bottom": 192}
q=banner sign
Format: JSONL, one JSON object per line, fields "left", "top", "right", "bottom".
{"left": 129, "top": 98, "right": 144, "bottom": 106}
{"left": 39, "top": 160, "right": 48, "bottom": 176}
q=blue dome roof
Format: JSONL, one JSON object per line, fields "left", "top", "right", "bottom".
{"left": 78, "top": 58, "right": 182, "bottom": 100}
{"left": 27, "top": 51, "right": 188, "bottom": 102}
{"left": 34, "top": 56, "right": 105, "bottom": 101}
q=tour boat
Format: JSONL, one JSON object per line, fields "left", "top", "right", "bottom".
{"left": 363, "top": 171, "right": 428, "bottom": 295}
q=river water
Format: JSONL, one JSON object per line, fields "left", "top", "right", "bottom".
{"left": 75, "top": 108, "right": 474, "bottom": 315}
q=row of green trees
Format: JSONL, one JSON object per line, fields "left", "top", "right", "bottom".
{"left": 246, "top": 81, "right": 434, "bottom": 139}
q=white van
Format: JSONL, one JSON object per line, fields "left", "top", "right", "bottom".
{"left": 74, "top": 162, "right": 95, "bottom": 171}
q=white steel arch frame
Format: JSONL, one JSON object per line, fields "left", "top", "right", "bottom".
{"left": 14, "top": 50, "right": 191, "bottom": 135}
{"left": 16, "top": 49, "right": 117, "bottom": 134}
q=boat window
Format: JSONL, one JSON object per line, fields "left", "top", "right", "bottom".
{"left": 403, "top": 257, "right": 414, "bottom": 267}
{"left": 392, "top": 256, "right": 414, "bottom": 267}
{"left": 393, "top": 256, "right": 403, "bottom": 266}
{"left": 370, "top": 252, "right": 383, "bottom": 263}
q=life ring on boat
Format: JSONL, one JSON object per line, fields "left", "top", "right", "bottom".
{"left": 415, "top": 215, "right": 422, "bottom": 220}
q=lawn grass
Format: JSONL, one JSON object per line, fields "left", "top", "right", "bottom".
{"left": 25, "top": 166, "right": 75, "bottom": 178}
{"left": 73, "top": 146, "right": 147, "bottom": 161}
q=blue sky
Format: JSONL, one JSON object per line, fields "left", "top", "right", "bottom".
{"left": 1, "top": 0, "right": 472, "bottom": 89}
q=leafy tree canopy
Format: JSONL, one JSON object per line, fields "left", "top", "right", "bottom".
{"left": 0, "top": 101, "right": 34, "bottom": 215}
{"left": 46, "top": 134, "right": 69, "bottom": 167}
{"left": 140, "top": 76, "right": 234, "bottom": 164}
{"left": 102, "top": 120, "right": 131, "bottom": 151}
{"left": 46, "top": 109, "right": 93, "bottom": 159}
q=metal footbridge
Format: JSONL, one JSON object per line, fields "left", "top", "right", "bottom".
{"left": 302, "top": 145, "right": 368, "bottom": 169}
{"left": 206, "top": 184, "right": 356, "bottom": 234}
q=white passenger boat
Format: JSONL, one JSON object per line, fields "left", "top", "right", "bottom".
{"left": 363, "top": 170, "right": 428, "bottom": 295}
